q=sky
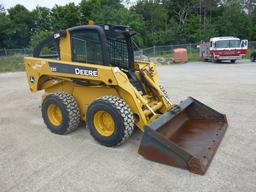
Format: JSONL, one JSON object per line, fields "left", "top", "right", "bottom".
{"left": 1, "top": 0, "right": 81, "bottom": 10}
{"left": 1, "top": 0, "right": 135, "bottom": 10}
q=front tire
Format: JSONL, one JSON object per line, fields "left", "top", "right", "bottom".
{"left": 41, "top": 92, "right": 81, "bottom": 134}
{"left": 231, "top": 59, "right": 236, "bottom": 63}
{"left": 86, "top": 96, "right": 134, "bottom": 147}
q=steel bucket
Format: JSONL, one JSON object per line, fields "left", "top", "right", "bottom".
{"left": 138, "top": 97, "right": 228, "bottom": 175}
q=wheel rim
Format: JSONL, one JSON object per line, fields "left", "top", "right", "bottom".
{"left": 47, "top": 103, "right": 63, "bottom": 126}
{"left": 93, "top": 111, "right": 115, "bottom": 136}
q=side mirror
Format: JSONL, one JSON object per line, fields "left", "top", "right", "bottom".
{"left": 241, "top": 40, "right": 248, "bottom": 49}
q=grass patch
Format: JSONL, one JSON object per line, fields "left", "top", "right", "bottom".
{"left": 188, "top": 52, "right": 201, "bottom": 61}
{"left": 244, "top": 48, "right": 254, "bottom": 59}
{"left": 0, "top": 55, "right": 24, "bottom": 72}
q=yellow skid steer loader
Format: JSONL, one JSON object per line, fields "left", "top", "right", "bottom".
{"left": 24, "top": 24, "right": 228, "bottom": 175}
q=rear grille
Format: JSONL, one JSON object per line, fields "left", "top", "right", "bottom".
{"left": 107, "top": 37, "right": 129, "bottom": 69}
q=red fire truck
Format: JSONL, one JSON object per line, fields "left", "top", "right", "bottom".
{"left": 200, "top": 37, "right": 248, "bottom": 63}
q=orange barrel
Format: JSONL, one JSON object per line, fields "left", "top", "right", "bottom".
{"left": 173, "top": 48, "right": 188, "bottom": 63}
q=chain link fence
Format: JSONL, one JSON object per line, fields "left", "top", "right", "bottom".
{"left": 1, "top": 41, "right": 256, "bottom": 58}
{"left": 135, "top": 41, "right": 256, "bottom": 57}
{"left": 135, "top": 43, "right": 199, "bottom": 57}
{"left": 0, "top": 48, "right": 33, "bottom": 57}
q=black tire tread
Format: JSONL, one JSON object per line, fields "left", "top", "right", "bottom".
{"left": 42, "top": 92, "right": 80, "bottom": 134}
{"left": 87, "top": 95, "right": 134, "bottom": 146}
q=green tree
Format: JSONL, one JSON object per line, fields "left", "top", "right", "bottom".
{"left": 162, "top": 0, "right": 200, "bottom": 26}
{"left": 80, "top": 0, "right": 146, "bottom": 46}
{"left": 115, "top": 9, "right": 146, "bottom": 46}
{"left": 8, "top": 4, "right": 33, "bottom": 48}
{"left": 182, "top": 15, "right": 218, "bottom": 42}
{"left": 31, "top": 6, "right": 52, "bottom": 33}
{"left": 0, "top": 4, "right": 5, "bottom": 14}
{"left": 0, "top": 0, "right": 255, "bottom": 49}
{"left": 0, "top": 7, "right": 15, "bottom": 48}
{"left": 217, "top": 2, "right": 250, "bottom": 39}
{"left": 80, "top": 0, "right": 123, "bottom": 23}
{"left": 249, "top": 8, "right": 256, "bottom": 40}
{"left": 29, "top": 31, "right": 52, "bottom": 49}
{"left": 132, "top": 0, "right": 169, "bottom": 46}
{"left": 51, "top": 3, "right": 80, "bottom": 30}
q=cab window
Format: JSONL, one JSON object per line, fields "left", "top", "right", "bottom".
{"left": 71, "top": 30, "right": 103, "bottom": 64}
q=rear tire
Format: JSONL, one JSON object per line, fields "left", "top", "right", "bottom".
{"left": 86, "top": 96, "right": 134, "bottom": 147}
{"left": 231, "top": 60, "right": 236, "bottom": 63}
{"left": 41, "top": 92, "right": 81, "bottom": 134}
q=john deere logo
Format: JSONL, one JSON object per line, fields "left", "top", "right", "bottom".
{"left": 75, "top": 68, "right": 98, "bottom": 77}
{"left": 49, "top": 62, "right": 98, "bottom": 77}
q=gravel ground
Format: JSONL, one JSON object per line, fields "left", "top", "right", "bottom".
{"left": 0, "top": 60, "right": 256, "bottom": 192}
